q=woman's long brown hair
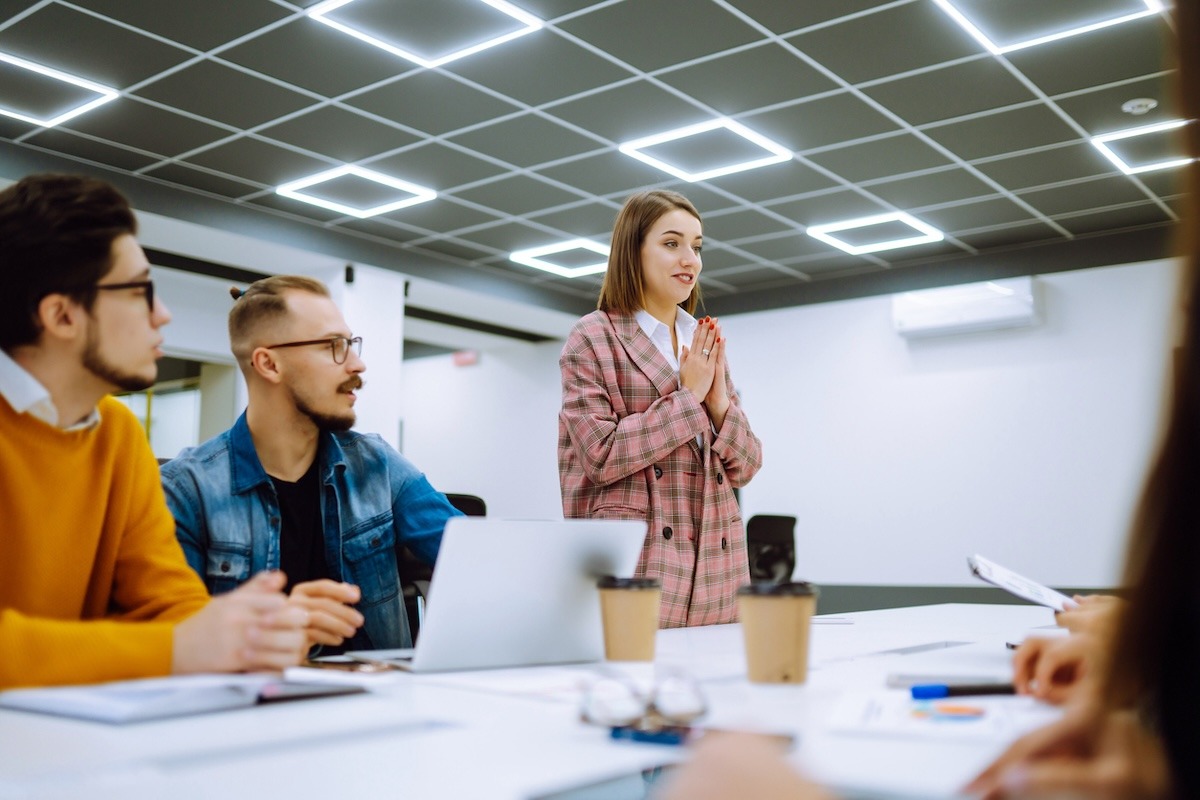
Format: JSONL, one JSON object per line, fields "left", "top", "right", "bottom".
{"left": 1105, "top": 0, "right": 1200, "bottom": 730}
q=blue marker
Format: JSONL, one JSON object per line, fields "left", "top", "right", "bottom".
{"left": 910, "top": 682, "right": 1016, "bottom": 700}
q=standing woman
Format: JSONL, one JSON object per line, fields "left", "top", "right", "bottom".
{"left": 558, "top": 190, "right": 763, "bottom": 627}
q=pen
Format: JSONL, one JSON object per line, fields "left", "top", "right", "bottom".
{"left": 610, "top": 726, "right": 690, "bottom": 746}
{"left": 910, "top": 682, "right": 1016, "bottom": 700}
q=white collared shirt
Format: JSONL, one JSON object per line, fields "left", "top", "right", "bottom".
{"left": 635, "top": 307, "right": 698, "bottom": 372}
{"left": 0, "top": 348, "right": 100, "bottom": 430}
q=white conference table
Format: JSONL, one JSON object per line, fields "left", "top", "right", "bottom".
{"left": 0, "top": 604, "right": 1062, "bottom": 800}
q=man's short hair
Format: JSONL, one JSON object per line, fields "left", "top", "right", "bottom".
{"left": 228, "top": 275, "right": 330, "bottom": 368}
{"left": 0, "top": 174, "right": 137, "bottom": 350}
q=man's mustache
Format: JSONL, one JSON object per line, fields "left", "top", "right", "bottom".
{"left": 338, "top": 376, "right": 364, "bottom": 393}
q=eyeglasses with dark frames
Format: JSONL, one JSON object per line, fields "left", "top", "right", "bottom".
{"left": 264, "top": 336, "right": 363, "bottom": 364}
{"left": 94, "top": 279, "right": 155, "bottom": 312}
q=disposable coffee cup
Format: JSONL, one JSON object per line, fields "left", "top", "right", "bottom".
{"left": 737, "top": 582, "right": 819, "bottom": 684}
{"left": 597, "top": 576, "right": 662, "bottom": 661}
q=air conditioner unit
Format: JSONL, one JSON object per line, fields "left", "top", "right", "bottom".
{"left": 892, "top": 276, "right": 1038, "bottom": 338}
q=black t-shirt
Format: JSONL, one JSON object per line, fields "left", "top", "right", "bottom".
{"left": 272, "top": 454, "right": 327, "bottom": 594}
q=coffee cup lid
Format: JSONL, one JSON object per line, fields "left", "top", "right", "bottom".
{"left": 737, "top": 581, "right": 818, "bottom": 597}
{"left": 597, "top": 576, "right": 662, "bottom": 589}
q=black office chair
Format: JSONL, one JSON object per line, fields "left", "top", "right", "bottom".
{"left": 745, "top": 514, "right": 796, "bottom": 585}
{"left": 401, "top": 493, "right": 487, "bottom": 639}
{"left": 445, "top": 493, "right": 487, "bottom": 517}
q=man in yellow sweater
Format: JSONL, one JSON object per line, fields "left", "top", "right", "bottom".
{"left": 0, "top": 173, "right": 308, "bottom": 689}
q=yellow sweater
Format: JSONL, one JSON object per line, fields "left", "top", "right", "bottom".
{"left": 0, "top": 394, "right": 210, "bottom": 689}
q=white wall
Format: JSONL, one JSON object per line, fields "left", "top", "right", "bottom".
{"left": 342, "top": 266, "right": 406, "bottom": 450}
{"left": 727, "top": 260, "right": 1178, "bottom": 587}
{"left": 401, "top": 341, "right": 565, "bottom": 519}
{"left": 400, "top": 260, "right": 1181, "bottom": 588}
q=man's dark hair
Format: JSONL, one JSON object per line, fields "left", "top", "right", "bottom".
{"left": 0, "top": 173, "right": 137, "bottom": 350}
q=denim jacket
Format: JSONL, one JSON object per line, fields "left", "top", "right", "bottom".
{"left": 161, "top": 412, "right": 461, "bottom": 650}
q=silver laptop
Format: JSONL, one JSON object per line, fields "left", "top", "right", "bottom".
{"left": 347, "top": 517, "right": 646, "bottom": 672}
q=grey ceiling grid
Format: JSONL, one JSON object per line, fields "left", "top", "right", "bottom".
{"left": 0, "top": 0, "right": 1187, "bottom": 316}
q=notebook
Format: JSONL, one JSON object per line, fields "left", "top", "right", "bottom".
{"left": 347, "top": 517, "right": 647, "bottom": 673}
{"left": 0, "top": 674, "right": 364, "bottom": 724}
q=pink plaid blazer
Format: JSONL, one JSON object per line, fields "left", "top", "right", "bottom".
{"left": 558, "top": 310, "right": 763, "bottom": 627}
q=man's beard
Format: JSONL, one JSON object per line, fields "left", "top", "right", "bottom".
{"left": 82, "top": 326, "right": 155, "bottom": 392}
{"left": 291, "top": 375, "right": 364, "bottom": 432}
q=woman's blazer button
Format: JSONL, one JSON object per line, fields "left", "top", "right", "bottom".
{"left": 716, "top": 473, "right": 724, "bottom": 484}
{"left": 663, "top": 526, "right": 673, "bottom": 540}
{"left": 654, "top": 466, "right": 663, "bottom": 479}
{"left": 721, "top": 537, "right": 728, "bottom": 550}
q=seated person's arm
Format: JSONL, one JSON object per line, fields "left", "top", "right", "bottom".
{"left": 389, "top": 452, "right": 463, "bottom": 565}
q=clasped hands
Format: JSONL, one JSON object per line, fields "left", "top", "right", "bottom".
{"left": 680, "top": 315, "right": 730, "bottom": 429}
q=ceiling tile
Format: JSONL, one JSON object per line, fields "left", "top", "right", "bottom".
{"left": 955, "top": 221, "right": 1063, "bottom": 251}
{"left": 743, "top": 92, "right": 901, "bottom": 152}
{"left": 657, "top": 43, "right": 836, "bottom": 115}
{"left": 704, "top": 208, "right": 798, "bottom": 244}
{"left": 918, "top": 196, "right": 1039, "bottom": 233}
{"left": 863, "top": 59, "right": 1037, "bottom": 126}
{"left": 767, "top": 189, "right": 891, "bottom": 226}
{"left": 365, "top": 142, "right": 507, "bottom": 192}
{"left": 923, "top": 103, "right": 1081, "bottom": 161}
{"left": 526, "top": 201, "right": 620, "bottom": 239}
{"left": 0, "top": 4, "right": 191, "bottom": 88}
{"left": 545, "top": 80, "right": 708, "bottom": 144}
{"left": 1004, "top": 15, "right": 1173, "bottom": 96}
{"left": 378, "top": 198, "right": 503, "bottom": 235}
{"left": 249, "top": 191, "right": 348, "bottom": 222}
{"left": 446, "top": 113, "right": 604, "bottom": 169}
{"left": 451, "top": 174, "right": 583, "bottom": 216}
{"left": 1135, "top": 168, "right": 1186, "bottom": 200}
{"left": 788, "top": 1, "right": 983, "bottom": 84}
{"left": 806, "top": 134, "right": 953, "bottom": 184}
{"left": 879, "top": 239, "right": 971, "bottom": 264}
{"left": 692, "top": 247, "right": 746, "bottom": 272}
{"left": 788, "top": 256, "right": 879, "bottom": 277}
{"left": 703, "top": 159, "right": 839, "bottom": 203}
{"left": 134, "top": 61, "right": 318, "bottom": 129}
{"left": 867, "top": 167, "right": 996, "bottom": 210}
{"left": 557, "top": 0, "right": 761, "bottom": 73}
{"left": 345, "top": 71, "right": 521, "bottom": 136}
{"left": 411, "top": 238, "right": 498, "bottom": 262}
{"left": 723, "top": 0, "right": 901, "bottom": 36}
{"left": 974, "top": 142, "right": 1116, "bottom": 190}
{"left": 708, "top": 267, "right": 801, "bottom": 294}
{"left": 658, "top": 183, "right": 742, "bottom": 215}
{"left": 258, "top": 105, "right": 417, "bottom": 163}
{"left": 68, "top": 0, "right": 292, "bottom": 52}
{"left": 337, "top": 216, "right": 426, "bottom": 244}
{"left": 1016, "top": 175, "right": 1153, "bottom": 217}
{"left": 143, "top": 161, "right": 262, "bottom": 198}
{"left": 515, "top": 0, "right": 606, "bottom": 21}
{"left": 24, "top": 127, "right": 156, "bottom": 171}
{"left": 1053, "top": 74, "right": 1181, "bottom": 136}
{"left": 182, "top": 136, "right": 332, "bottom": 186}
{"left": 0, "top": 115, "right": 38, "bottom": 139}
{"left": 734, "top": 231, "right": 841, "bottom": 263}
{"left": 535, "top": 150, "right": 674, "bottom": 196}
{"left": 220, "top": 18, "right": 416, "bottom": 97}
{"left": 1055, "top": 202, "right": 1172, "bottom": 236}
{"left": 60, "top": 97, "right": 229, "bottom": 158}
{"left": 454, "top": 220, "right": 558, "bottom": 253}
{"left": 445, "top": 29, "right": 631, "bottom": 106}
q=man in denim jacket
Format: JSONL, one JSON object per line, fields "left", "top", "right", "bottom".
{"left": 162, "top": 275, "right": 461, "bottom": 652}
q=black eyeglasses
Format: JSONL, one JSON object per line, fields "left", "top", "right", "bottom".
{"left": 94, "top": 279, "right": 155, "bottom": 312}
{"left": 265, "top": 336, "right": 363, "bottom": 364}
